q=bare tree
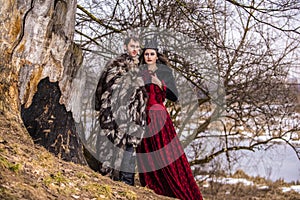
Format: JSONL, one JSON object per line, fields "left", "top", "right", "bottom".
{"left": 74, "top": 0, "right": 300, "bottom": 178}
{"left": 4, "top": 0, "right": 297, "bottom": 180}
{"left": 187, "top": 0, "right": 300, "bottom": 169}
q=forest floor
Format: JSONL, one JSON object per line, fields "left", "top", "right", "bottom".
{"left": 0, "top": 114, "right": 300, "bottom": 200}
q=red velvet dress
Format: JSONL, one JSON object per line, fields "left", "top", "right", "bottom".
{"left": 136, "top": 81, "right": 203, "bottom": 200}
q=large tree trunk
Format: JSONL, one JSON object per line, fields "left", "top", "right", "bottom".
{"left": 0, "top": 0, "right": 86, "bottom": 164}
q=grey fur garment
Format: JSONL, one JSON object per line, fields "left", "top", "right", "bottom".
{"left": 94, "top": 53, "right": 148, "bottom": 176}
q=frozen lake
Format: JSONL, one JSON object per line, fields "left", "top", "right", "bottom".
{"left": 186, "top": 135, "right": 300, "bottom": 183}
{"left": 232, "top": 142, "right": 300, "bottom": 182}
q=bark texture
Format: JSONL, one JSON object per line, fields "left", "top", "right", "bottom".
{"left": 0, "top": 0, "right": 86, "bottom": 164}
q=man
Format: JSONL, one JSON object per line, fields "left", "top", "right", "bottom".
{"left": 94, "top": 36, "right": 147, "bottom": 186}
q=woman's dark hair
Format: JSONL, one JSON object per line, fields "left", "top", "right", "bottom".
{"left": 139, "top": 48, "right": 179, "bottom": 102}
{"left": 139, "top": 48, "right": 170, "bottom": 66}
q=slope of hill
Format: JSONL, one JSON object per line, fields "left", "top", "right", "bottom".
{"left": 0, "top": 115, "right": 175, "bottom": 200}
{"left": 1, "top": 114, "right": 300, "bottom": 200}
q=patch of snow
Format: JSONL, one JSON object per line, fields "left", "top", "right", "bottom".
{"left": 257, "top": 185, "right": 269, "bottom": 190}
{"left": 282, "top": 185, "right": 300, "bottom": 193}
{"left": 220, "top": 178, "right": 254, "bottom": 186}
{"left": 282, "top": 187, "right": 293, "bottom": 193}
{"left": 291, "top": 185, "right": 300, "bottom": 193}
{"left": 196, "top": 176, "right": 254, "bottom": 186}
{"left": 197, "top": 176, "right": 300, "bottom": 194}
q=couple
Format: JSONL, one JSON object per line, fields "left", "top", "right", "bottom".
{"left": 94, "top": 36, "right": 203, "bottom": 200}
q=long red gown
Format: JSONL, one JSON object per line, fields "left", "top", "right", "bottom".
{"left": 136, "top": 81, "right": 203, "bottom": 200}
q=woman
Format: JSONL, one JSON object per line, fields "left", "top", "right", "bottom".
{"left": 136, "top": 40, "right": 203, "bottom": 200}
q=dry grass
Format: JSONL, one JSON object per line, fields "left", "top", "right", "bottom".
{"left": 0, "top": 115, "right": 174, "bottom": 200}
{"left": 0, "top": 114, "right": 299, "bottom": 200}
{"left": 199, "top": 170, "right": 300, "bottom": 200}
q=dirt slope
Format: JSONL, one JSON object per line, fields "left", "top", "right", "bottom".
{"left": 0, "top": 115, "right": 175, "bottom": 200}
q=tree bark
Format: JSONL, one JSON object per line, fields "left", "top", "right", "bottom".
{"left": 0, "top": 0, "right": 86, "bottom": 164}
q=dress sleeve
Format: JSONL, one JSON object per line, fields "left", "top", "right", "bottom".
{"left": 157, "top": 66, "right": 179, "bottom": 102}
{"left": 165, "top": 76, "right": 178, "bottom": 102}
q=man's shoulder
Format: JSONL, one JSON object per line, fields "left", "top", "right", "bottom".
{"left": 112, "top": 53, "right": 132, "bottom": 62}
{"left": 104, "top": 53, "right": 131, "bottom": 67}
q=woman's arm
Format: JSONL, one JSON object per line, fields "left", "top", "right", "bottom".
{"left": 157, "top": 67, "right": 179, "bottom": 102}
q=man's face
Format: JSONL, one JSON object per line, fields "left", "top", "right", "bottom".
{"left": 125, "top": 39, "right": 140, "bottom": 58}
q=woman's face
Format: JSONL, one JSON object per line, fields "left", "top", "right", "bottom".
{"left": 144, "top": 49, "right": 158, "bottom": 65}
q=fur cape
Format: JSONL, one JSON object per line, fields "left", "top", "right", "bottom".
{"left": 140, "top": 63, "right": 179, "bottom": 102}
{"left": 94, "top": 53, "right": 148, "bottom": 177}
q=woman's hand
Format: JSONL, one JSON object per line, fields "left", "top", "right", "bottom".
{"left": 151, "top": 73, "right": 163, "bottom": 90}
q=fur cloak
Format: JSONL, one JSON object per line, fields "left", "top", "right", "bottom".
{"left": 94, "top": 53, "right": 147, "bottom": 178}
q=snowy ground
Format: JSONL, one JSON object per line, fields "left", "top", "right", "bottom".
{"left": 196, "top": 175, "right": 300, "bottom": 194}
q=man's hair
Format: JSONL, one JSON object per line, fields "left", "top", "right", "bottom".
{"left": 124, "top": 36, "right": 140, "bottom": 46}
